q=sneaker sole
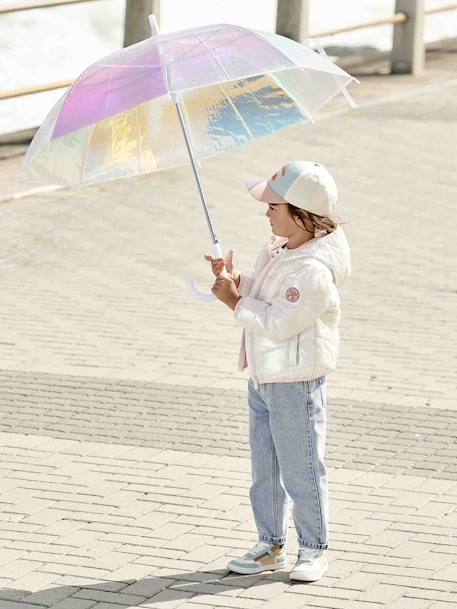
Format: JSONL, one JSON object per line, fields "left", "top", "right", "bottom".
{"left": 289, "top": 565, "right": 328, "bottom": 582}
{"left": 227, "top": 559, "right": 288, "bottom": 575}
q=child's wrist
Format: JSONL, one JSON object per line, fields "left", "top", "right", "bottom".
{"left": 229, "top": 294, "right": 242, "bottom": 311}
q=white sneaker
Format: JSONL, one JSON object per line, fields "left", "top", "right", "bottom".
{"left": 289, "top": 548, "right": 328, "bottom": 581}
{"left": 227, "top": 540, "right": 287, "bottom": 574}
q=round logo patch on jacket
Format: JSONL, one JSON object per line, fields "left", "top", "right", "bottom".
{"left": 286, "top": 287, "right": 300, "bottom": 302}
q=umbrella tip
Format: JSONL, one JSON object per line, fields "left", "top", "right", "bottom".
{"left": 149, "top": 14, "right": 160, "bottom": 36}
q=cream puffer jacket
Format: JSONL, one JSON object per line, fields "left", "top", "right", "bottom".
{"left": 233, "top": 226, "right": 351, "bottom": 383}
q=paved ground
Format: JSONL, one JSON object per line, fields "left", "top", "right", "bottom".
{"left": 0, "top": 41, "right": 456, "bottom": 609}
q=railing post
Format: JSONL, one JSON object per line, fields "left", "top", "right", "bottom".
{"left": 276, "top": 0, "right": 309, "bottom": 42}
{"left": 391, "top": 0, "right": 425, "bottom": 74}
{"left": 124, "top": 0, "right": 160, "bottom": 47}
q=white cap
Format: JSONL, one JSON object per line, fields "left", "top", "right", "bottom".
{"left": 246, "top": 161, "right": 338, "bottom": 216}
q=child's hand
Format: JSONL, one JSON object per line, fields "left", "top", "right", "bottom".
{"left": 204, "top": 249, "right": 240, "bottom": 285}
{"left": 211, "top": 275, "right": 241, "bottom": 310}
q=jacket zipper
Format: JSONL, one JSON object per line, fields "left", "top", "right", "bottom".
{"left": 295, "top": 334, "right": 300, "bottom": 366}
{"left": 251, "top": 332, "right": 257, "bottom": 382}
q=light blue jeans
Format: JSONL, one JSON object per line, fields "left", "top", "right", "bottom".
{"left": 248, "top": 376, "right": 329, "bottom": 550}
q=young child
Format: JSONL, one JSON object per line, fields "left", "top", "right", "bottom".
{"left": 204, "top": 161, "right": 351, "bottom": 582}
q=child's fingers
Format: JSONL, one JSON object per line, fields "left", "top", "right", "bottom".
{"left": 204, "top": 254, "right": 224, "bottom": 261}
{"left": 204, "top": 255, "right": 227, "bottom": 279}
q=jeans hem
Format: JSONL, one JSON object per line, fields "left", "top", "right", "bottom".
{"left": 298, "top": 539, "right": 328, "bottom": 550}
{"left": 259, "top": 533, "right": 287, "bottom": 545}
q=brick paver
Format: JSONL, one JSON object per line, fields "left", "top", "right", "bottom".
{"left": 0, "top": 42, "right": 456, "bottom": 609}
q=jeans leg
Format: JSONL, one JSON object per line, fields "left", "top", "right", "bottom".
{"left": 248, "top": 379, "right": 289, "bottom": 545}
{"left": 268, "top": 378, "right": 329, "bottom": 550}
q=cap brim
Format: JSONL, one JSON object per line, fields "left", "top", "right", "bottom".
{"left": 245, "top": 178, "right": 288, "bottom": 204}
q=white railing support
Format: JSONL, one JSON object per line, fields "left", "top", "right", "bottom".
{"left": 276, "top": 0, "right": 309, "bottom": 43}
{"left": 391, "top": 0, "right": 425, "bottom": 74}
{"left": 124, "top": 0, "right": 161, "bottom": 47}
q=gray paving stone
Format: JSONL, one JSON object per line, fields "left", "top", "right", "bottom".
{"left": 14, "top": 586, "right": 78, "bottom": 607}
{"left": 71, "top": 589, "right": 146, "bottom": 605}
{"left": 0, "top": 372, "right": 455, "bottom": 476}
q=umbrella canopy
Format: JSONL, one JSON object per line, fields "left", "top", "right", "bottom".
{"left": 17, "top": 23, "right": 356, "bottom": 187}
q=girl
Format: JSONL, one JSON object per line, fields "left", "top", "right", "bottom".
{"left": 204, "top": 161, "right": 351, "bottom": 582}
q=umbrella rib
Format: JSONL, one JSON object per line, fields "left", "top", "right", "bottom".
{"left": 156, "top": 25, "right": 227, "bottom": 93}
{"left": 136, "top": 104, "right": 141, "bottom": 174}
{"left": 79, "top": 127, "right": 91, "bottom": 184}
{"left": 191, "top": 28, "right": 296, "bottom": 85}
{"left": 251, "top": 29, "right": 349, "bottom": 79}
{"left": 250, "top": 29, "right": 296, "bottom": 70}
{"left": 192, "top": 31, "right": 233, "bottom": 82}
{"left": 191, "top": 31, "right": 255, "bottom": 139}
{"left": 269, "top": 70, "right": 315, "bottom": 124}
{"left": 214, "top": 82, "right": 255, "bottom": 140}
{"left": 311, "top": 39, "right": 358, "bottom": 107}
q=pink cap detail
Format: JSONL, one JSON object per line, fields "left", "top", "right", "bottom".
{"left": 245, "top": 178, "right": 288, "bottom": 204}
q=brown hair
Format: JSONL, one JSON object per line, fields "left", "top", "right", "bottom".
{"left": 287, "top": 203, "right": 344, "bottom": 235}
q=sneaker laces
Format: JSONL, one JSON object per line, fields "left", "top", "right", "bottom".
{"left": 245, "top": 540, "right": 276, "bottom": 559}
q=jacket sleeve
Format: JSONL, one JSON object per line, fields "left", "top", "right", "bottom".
{"left": 233, "top": 264, "right": 331, "bottom": 342}
{"left": 236, "top": 239, "right": 271, "bottom": 297}
{"left": 238, "top": 272, "right": 255, "bottom": 297}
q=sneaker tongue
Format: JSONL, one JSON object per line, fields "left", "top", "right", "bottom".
{"left": 248, "top": 541, "right": 270, "bottom": 557}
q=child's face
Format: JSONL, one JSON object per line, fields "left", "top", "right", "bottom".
{"left": 265, "top": 203, "right": 307, "bottom": 238}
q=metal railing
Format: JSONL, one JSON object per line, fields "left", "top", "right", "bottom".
{"left": 0, "top": 0, "right": 94, "bottom": 14}
{"left": 311, "top": 12, "right": 408, "bottom": 39}
{"left": 1, "top": 0, "right": 457, "bottom": 102}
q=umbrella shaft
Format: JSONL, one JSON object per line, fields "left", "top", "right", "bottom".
{"left": 173, "top": 96, "right": 219, "bottom": 247}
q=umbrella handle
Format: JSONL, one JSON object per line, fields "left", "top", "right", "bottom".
{"left": 186, "top": 241, "right": 229, "bottom": 303}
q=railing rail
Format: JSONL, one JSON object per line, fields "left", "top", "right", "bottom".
{"left": 0, "top": 0, "right": 95, "bottom": 14}
{"left": 0, "top": 80, "right": 73, "bottom": 101}
{"left": 425, "top": 2, "right": 457, "bottom": 15}
{"left": 311, "top": 12, "right": 408, "bottom": 39}
{"left": 1, "top": 0, "right": 457, "bottom": 102}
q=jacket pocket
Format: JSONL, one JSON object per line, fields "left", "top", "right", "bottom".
{"left": 295, "top": 334, "right": 300, "bottom": 366}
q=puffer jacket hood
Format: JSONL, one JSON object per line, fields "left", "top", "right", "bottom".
{"left": 269, "top": 225, "right": 351, "bottom": 287}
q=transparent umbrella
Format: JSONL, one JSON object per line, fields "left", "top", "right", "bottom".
{"left": 17, "top": 16, "right": 357, "bottom": 301}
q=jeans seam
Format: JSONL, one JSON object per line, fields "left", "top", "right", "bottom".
{"left": 305, "top": 380, "right": 324, "bottom": 545}
{"left": 272, "top": 447, "right": 277, "bottom": 539}
{"left": 319, "top": 380, "right": 326, "bottom": 409}
{"left": 270, "top": 384, "right": 280, "bottom": 540}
